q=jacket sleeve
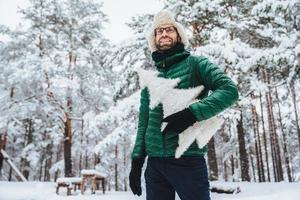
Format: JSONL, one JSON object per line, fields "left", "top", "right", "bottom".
{"left": 188, "top": 57, "right": 239, "bottom": 121}
{"left": 131, "top": 87, "right": 150, "bottom": 159}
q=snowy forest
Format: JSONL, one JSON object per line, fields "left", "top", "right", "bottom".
{"left": 0, "top": 0, "right": 299, "bottom": 194}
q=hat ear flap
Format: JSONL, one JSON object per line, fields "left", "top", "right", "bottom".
{"left": 174, "top": 28, "right": 182, "bottom": 43}
{"left": 174, "top": 22, "right": 189, "bottom": 49}
{"left": 147, "top": 30, "right": 156, "bottom": 53}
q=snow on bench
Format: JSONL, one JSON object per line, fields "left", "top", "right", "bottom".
{"left": 81, "top": 169, "right": 107, "bottom": 194}
{"left": 56, "top": 177, "right": 82, "bottom": 185}
{"left": 81, "top": 169, "right": 107, "bottom": 178}
{"left": 56, "top": 177, "right": 82, "bottom": 195}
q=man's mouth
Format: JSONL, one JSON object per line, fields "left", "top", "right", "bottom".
{"left": 159, "top": 39, "right": 172, "bottom": 44}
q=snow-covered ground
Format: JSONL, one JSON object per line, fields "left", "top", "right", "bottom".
{"left": 0, "top": 181, "right": 299, "bottom": 200}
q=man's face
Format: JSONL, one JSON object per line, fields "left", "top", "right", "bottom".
{"left": 155, "top": 25, "right": 180, "bottom": 51}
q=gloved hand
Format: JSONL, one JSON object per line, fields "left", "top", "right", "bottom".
{"left": 162, "top": 108, "right": 197, "bottom": 134}
{"left": 129, "top": 157, "right": 145, "bottom": 196}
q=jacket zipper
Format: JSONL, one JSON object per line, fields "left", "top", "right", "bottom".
{"left": 162, "top": 68, "right": 167, "bottom": 157}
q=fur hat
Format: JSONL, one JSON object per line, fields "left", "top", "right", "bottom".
{"left": 147, "top": 10, "right": 189, "bottom": 52}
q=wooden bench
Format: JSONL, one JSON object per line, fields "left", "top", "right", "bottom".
{"left": 81, "top": 169, "right": 106, "bottom": 194}
{"left": 56, "top": 177, "right": 82, "bottom": 195}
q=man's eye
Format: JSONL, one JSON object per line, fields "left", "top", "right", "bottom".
{"left": 166, "top": 27, "right": 175, "bottom": 33}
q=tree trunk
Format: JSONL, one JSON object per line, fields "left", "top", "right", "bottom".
{"left": 79, "top": 117, "right": 84, "bottom": 172}
{"left": 79, "top": 153, "right": 82, "bottom": 172}
{"left": 94, "top": 153, "right": 100, "bottom": 168}
{"left": 8, "top": 166, "right": 13, "bottom": 181}
{"left": 269, "top": 96, "right": 284, "bottom": 182}
{"left": 230, "top": 155, "right": 235, "bottom": 181}
{"left": 44, "top": 141, "right": 52, "bottom": 181}
{"left": 266, "top": 87, "right": 278, "bottom": 182}
{"left": 266, "top": 71, "right": 284, "bottom": 182}
{"left": 123, "top": 137, "right": 128, "bottom": 191}
{"left": 249, "top": 151, "right": 256, "bottom": 182}
{"left": 251, "top": 93, "right": 265, "bottom": 182}
{"left": 237, "top": 111, "right": 250, "bottom": 181}
{"left": 223, "top": 160, "right": 228, "bottom": 181}
{"left": 115, "top": 144, "right": 118, "bottom": 191}
{"left": 39, "top": 131, "right": 47, "bottom": 181}
{"left": 275, "top": 85, "right": 292, "bottom": 182}
{"left": 9, "top": 136, "right": 17, "bottom": 181}
{"left": 21, "top": 118, "right": 34, "bottom": 180}
{"left": 256, "top": 116, "right": 265, "bottom": 181}
{"left": 0, "top": 133, "right": 7, "bottom": 176}
{"left": 2, "top": 88, "right": 14, "bottom": 178}
{"left": 64, "top": 109, "right": 73, "bottom": 177}
{"left": 208, "top": 137, "right": 218, "bottom": 180}
{"left": 264, "top": 69, "right": 283, "bottom": 182}
{"left": 290, "top": 80, "right": 300, "bottom": 151}
{"left": 259, "top": 91, "right": 271, "bottom": 182}
{"left": 39, "top": 150, "right": 45, "bottom": 181}
{"left": 251, "top": 106, "right": 261, "bottom": 182}
{"left": 54, "top": 143, "right": 62, "bottom": 182}
{"left": 85, "top": 149, "right": 88, "bottom": 169}
{"left": 64, "top": 22, "right": 75, "bottom": 176}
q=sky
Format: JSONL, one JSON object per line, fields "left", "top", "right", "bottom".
{"left": 0, "top": 0, "right": 163, "bottom": 43}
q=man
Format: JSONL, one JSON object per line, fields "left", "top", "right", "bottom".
{"left": 129, "top": 10, "right": 239, "bottom": 200}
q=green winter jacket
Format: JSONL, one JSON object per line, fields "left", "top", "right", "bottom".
{"left": 131, "top": 44, "right": 239, "bottom": 159}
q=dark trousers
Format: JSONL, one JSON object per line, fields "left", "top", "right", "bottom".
{"left": 145, "top": 156, "right": 210, "bottom": 200}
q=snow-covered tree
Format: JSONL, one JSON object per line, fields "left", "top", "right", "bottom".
{"left": 0, "top": 0, "right": 113, "bottom": 180}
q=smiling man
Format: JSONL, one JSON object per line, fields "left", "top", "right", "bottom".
{"left": 129, "top": 10, "right": 239, "bottom": 200}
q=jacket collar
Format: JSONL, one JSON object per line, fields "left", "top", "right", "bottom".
{"left": 151, "top": 43, "right": 190, "bottom": 71}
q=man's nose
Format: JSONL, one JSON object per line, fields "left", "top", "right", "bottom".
{"left": 161, "top": 30, "right": 168, "bottom": 37}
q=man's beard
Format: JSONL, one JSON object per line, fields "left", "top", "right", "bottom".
{"left": 155, "top": 37, "right": 177, "bottom": 51}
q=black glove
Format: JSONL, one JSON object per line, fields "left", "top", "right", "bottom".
{"left": 129, "top": 157, "right": 145, "bottom": 196}
{"left": 162, "top": 108, "right": 197, "bottom": 134}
